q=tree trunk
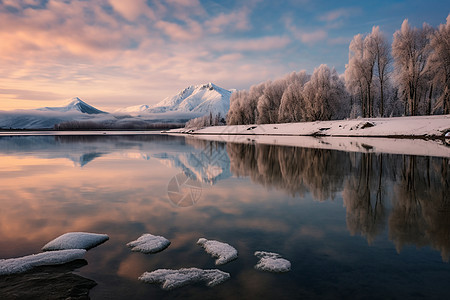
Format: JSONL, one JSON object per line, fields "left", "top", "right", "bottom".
{"left": 379, "top": 80, "right": 384, "bottom": 117}
{"left": 427, "top": 83, "right": 433, "bottom": 115}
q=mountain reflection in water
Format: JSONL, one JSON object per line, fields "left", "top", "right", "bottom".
{"left": 0, "top": 133, "right": 449, "bottom": 299}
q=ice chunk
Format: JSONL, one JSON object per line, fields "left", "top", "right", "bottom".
{"left": 254, "top": 251, "right": 291, "bottom": 273}
{"left": 42, "top": 232, "right": 109, "bottom": 251}
{"left": 0, "top": 249, "right": 86, "bottom": 275}
{"left": 126, "top": 234, "right": 170, "bottom": 254}
{"left": 197, "top": 238, "right": 238, "bottom": 265}
{"left": 139, "top": 267, "right": 230, "bottom": 290}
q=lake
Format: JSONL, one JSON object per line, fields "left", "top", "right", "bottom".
{"left": 0, "top": 133, "right": 449, "bottom": 299}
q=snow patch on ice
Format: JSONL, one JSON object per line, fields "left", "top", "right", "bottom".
{"left": 42, "top": 232, "right": 109, "bottom": 251}
{"left": 0, "top": 249, "right": 86, "bottom": 275}
{"left": 197, "top": 238, "right": 238, "bottom": 265}
{"left": 139, "top": 267, "right": 230, "bottom": 290}
{"left": 254, "top": 251, "right": 291, "bottom": 273}
{"left": 126, "top": 234, "right": 170, "bottom": 254}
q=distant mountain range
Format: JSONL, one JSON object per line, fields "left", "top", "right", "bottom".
{"left": 116, "top": 83, "right": 231, "bottom": 117}
{"left": 0, "top": 83, "right": 233, "bottom": 129}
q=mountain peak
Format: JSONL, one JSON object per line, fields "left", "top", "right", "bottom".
{"left": 117, "top": 83, "right": 233, "bottom": 116}
{"left": 38, "top": 97, "right": 107, "bottom": 114}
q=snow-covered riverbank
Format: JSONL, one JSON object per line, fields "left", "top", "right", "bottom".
{"left": 168, "top": 115, "right": 450, "bottom": 138}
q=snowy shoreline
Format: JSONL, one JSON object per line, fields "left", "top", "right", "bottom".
{"left": 168, "top": 115, "right": 450, "bottom": 139}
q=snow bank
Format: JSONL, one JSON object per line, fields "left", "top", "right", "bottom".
{"left": 126, "top": 234, "right": 170, "bottom": 254}
{"left": 0, "top": 249, "right": 86, "bottom": 275}
{"left": 197, "top": 238, "right": 238, "bottom": 265}
{"left": 169, "top": 115, "right": 450, "bottom": 138}
{"left": 254, "top": 251, "right": 291, "bottom": 273}
{"left": 139, "top": 267, "right": 230, "bottom": 290}
{"left": 42, "top": 232, "right": 109, "bottom": 251}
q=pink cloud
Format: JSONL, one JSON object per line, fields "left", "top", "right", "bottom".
{"left": 296, "top": 29, "right": 327, "bottom": 43}
{"left": 205, "top": 9, "right": 251, "bottom": 34}
{"left": 108, "top": 0, "right": 155, "bottom": 21}
{"left": 156, "top": 19, "right": 203, "bottom": 41}
{"left": 285, "top": 18, "right": 327, "bottom": 44}
{"left": 165, "top": 0, "right": 201, "bottom": 7}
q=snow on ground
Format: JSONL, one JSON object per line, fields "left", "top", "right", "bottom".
{"left": 126, "top": 234, "right": 170, "bottom": 254}
{"left": 169, "top": 115, "right": 450, "bottom": 138}
{"left": 0, "top": 249, "right": 86, "bottom": 275}
{"left": 139, "top": 268, "right": 230, "bottom": 290}
{"left": 42, "top": 232, "right": 109, "bottom": 251}
{"left": 197, "top": 238, "right": 238, "bottom": 265}
{"left": 254, "top": 251, "right": 291, "bottom": 273}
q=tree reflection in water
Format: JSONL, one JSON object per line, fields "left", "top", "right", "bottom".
{"left": 225, "top": 142, "right": 449, "bottom": 261}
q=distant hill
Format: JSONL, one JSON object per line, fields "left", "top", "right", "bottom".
{"left": 0, "top": 98, "right": 109, "bottom": 129}
{"left": 37, "top": 97, "right": 107, "bottom": 114}
{"left": 117, "top": 83, "right": 232, "bottom": 117}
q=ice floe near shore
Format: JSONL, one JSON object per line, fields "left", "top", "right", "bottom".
{"left": 254, "top": 251, "right": 291, "bottom": 273}
{"left": 42, "top": 232, "right": 109, "bottom": 251}
{"left": 139, "top": 267, "right": 230, "bottom": 290}
{"left": 0, "top": 249, "right": 86, "bottom": 275}
{"left": 197, "top": 238, "right": 238, "bottom": 265}
{"left": 126, "top": 234, "right": 171, "bottom": 254}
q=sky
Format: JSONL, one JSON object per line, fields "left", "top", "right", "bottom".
{"left": 0, "top": 0, "right": 448, "bottom": 111}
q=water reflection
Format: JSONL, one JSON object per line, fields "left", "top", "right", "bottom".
{"left": 225, "top": 142, "right": 450, "bottom": 261}
{"left": 0, "top": 134, "right": 449, "bottom": 299}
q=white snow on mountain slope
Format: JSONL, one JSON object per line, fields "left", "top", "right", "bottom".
{"left": 38, "top": 97, "right": 107, "bottom": 114}
{"left": 0, "top": 98, "right": 109, "bottom": 129}
{"left": 114, "top": 104, "right": 150, "bottom": 114}
{"left": 139, "top": 83, "right": 231, "bottom": 116}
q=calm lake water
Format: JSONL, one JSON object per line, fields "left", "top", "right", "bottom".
{"left": 0, "top": 133, "right": 449, "bottom": 299}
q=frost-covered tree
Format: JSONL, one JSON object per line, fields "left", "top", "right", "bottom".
{"left": 303, "top": 64, "right": 347, "bottom": 121}
{"left": 346, "top": 27, "right": 390, "bottom": 118}
{"left": 427, "top": 14, "right": 450, "bottom": 114}
{"left": 345, "top": 34, "right": 367, "bottom": 117}
{"left": 256, "top": 78, "right": 287, "bottom": 124}
{"left": 278, "top": 71, "right": 310, "bottom": 123}
{"left": 227, "top": 83, "right": 265, "bottom": 125}
{"left": 392, "top": 19, "right": 433, "bottom": 116}
{"left": 368, "top": 26, "right": 391, "bottom": 116}
{"left": 227, "top": 90, "right": 247, "bottom": 125}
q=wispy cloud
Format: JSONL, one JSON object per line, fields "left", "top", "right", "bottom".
{"left": 318, "top": 7, "right": 361, "bottom": 22}
{"left": 205, "top": 9, "right": 251, "bottom": 34}
{"left": 212, "top": 36, "right": 291, "bottom": 52}
{"left": 108, "top": 0, "right": 155, "bottom": 21}
{"left": 285, "top": 18, "right": 327, "bottom": 44}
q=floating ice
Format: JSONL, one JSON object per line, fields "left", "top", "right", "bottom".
{"left": 42, "top": 232, "right": 109, "bottom": 251}
{"left": 139, "top": 267, "right": 230, "bottom": 290}
{"left": 254, "top": 251, "right": 291, "bottom": 273}
{"left": 197, "top": 238, "right": 238, "bottom": 265}
{"left": 126, "top": 234, "right": 170, "bottom": 254}
{"left": 0, "top": 249, "right": 86, "bottom": 275}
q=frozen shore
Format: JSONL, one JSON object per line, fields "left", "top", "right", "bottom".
{"left": 168, "top": 115, "right": 450, "bottom": 139}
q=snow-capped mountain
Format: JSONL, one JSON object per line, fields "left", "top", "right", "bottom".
{"left": 118, "top": 83, "right": 232, "bottom": 116}
{"left": 38, "top": 97, "right": 107, "bottom": 114}
{"left": 0, "top": 97, "right": 109, "bottom": 129}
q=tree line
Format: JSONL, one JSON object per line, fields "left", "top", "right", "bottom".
{"left": 227, "top": 15, "right": 449, "bottom": 125}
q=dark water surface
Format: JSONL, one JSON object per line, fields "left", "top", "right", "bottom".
{"left": 0, "top": 134, "right": 449, "bottom": 299}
